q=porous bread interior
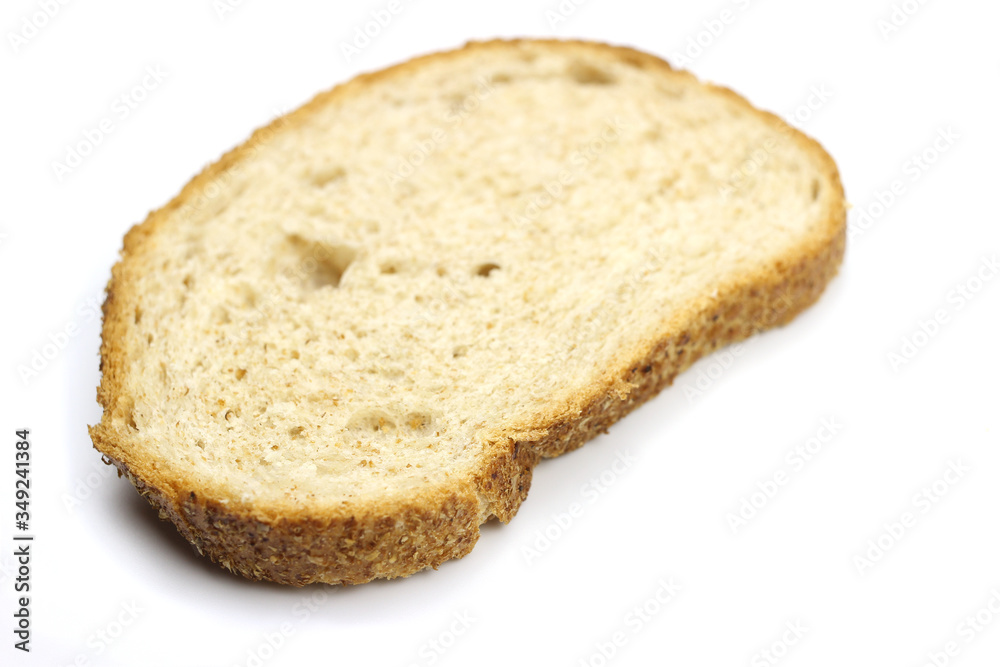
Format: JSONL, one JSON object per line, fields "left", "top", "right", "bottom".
{"left": 106, "top": 41, "right": 835, "bottom": 518}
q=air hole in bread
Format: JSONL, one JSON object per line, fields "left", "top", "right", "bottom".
{"left": 452, "top": 345, "right": 468, "bottom": 358}
{"left": 493, "top": 72, "right": 512, "bottom": 84}
{"left": 380, "top": 263, "right": 398, "bottom": 275}
{"left": 657, "top": 175, "right": 677, "bottom": 194}
{"left": 183, "top": 244, "right": 202, "bottom": 261}
{"left": 310, "top": 165, "right": 346, "bottom": 187}
{"left": 405, "top": 412, "right": 433, "bottom": 432}
{"left": 311, "top": 246, "right": 356, "bottom": 288}
{"left": 288, "top": 235, "right": 357, "bottom": 289}
{"left": 811, "top": 179, "right": 820, "bottom": 201}
{"left": 568, "top": 61, "right": 616, "bottom": 86}
{"left": 476, "top": 263, "right": 500, "bottom": 277}
{"left": 346, "top": 409, "right": 396, "bottom": 433}
{"left": 114, "top": 396, "right": 138, "bottom": 430}
{"left": 239, "top": 284, "right": 259, "bottom": 308}
{"left": 289, "top": 426, "right": 305, "bottom": 438}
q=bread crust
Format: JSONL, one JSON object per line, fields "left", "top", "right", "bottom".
{"left": 89, "top": 38, "right": 846, "bottom": 585}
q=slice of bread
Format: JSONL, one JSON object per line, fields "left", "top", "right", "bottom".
{"left": 89, "top": 39, "right": 845, "bottom": 585}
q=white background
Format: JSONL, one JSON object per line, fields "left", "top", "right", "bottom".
{"left": 1, "top": 1, "right": 999, "bottom": 665}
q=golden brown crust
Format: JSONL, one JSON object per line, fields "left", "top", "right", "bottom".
{"left": 96, "top": 454, "right": 482, "bottom": 585}
{"left": 89, "top": 38, "right": 846, "bottom": 585}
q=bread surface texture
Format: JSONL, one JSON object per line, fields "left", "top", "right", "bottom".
{"left": 90, "top": 38, "right": 846, "bottom": 585}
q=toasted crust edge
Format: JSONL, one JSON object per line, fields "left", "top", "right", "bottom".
{"left": 89, "top": 38, "right": 846, "bottom": 586}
